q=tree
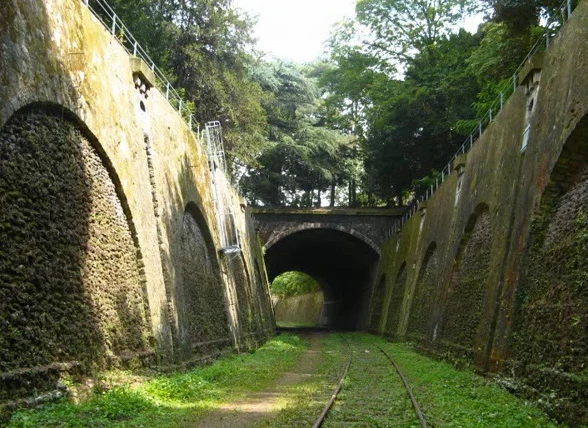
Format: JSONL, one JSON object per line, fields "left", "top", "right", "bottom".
{"left": 241, "top": 61, "right": 352, "bottom": 207}
{"left": 98, "top": 0, "right": 268, "bottom": 175}
{"left": 270, "top": 271, "right": 320, "bottom": 298}
{"left": 363, "top": 30, "right": 481, "bottom": 205}
{"left": 356, "top": 0, "right": 480, "bottom": 62}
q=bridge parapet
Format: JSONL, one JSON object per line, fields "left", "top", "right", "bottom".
{"left": 251, "top": 207, "right": 404, "bottom": 253}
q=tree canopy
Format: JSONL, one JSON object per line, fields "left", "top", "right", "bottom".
{"left": 103, "top": 0, "right": 560, "bottom": 208}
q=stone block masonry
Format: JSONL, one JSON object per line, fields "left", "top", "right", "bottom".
{"left": 366, "top": 1, "right": 588, "bottom": 425}
{"left": 0, "top": 0, "right": 274, "bottom": 415}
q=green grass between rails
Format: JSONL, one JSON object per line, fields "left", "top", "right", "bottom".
{"left": 258, "top": 333, "right": 348, "bottom": 427}
{"left": 7, "top": 333, "right": 307, "bottom": 428}
{"left": 7, "top": 333, "right": 567, "bottom": 427}
{"left": 373, "top": 335, "right": 565, "bottom": 428}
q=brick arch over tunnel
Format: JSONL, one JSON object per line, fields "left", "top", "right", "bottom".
{"left": 264, "top": 224, "right": 381, "bottom": 257}
{"left": 264, "top": 228, "right": 380, "bottom": 330}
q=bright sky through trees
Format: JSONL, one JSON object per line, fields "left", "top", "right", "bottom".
{"left": 233, "top": 0, "right": 484, "bottom": 63}
{"left": 233, "top": 0, "right": 357, "bottom": 63}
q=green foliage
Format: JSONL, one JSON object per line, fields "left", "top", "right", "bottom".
{"left": 362, "top": 30, "right": 481, "bottom": 204}
{"left": 356, "top": 0, "right": 480, "bottom": 62}
{"left": 380, "top": 339, "right": 564, "bottom": 427}
{"left": 99, "top": 0, "right": 267, "bottom": 174}
{"left": 8, "top": 334, "right": 307, "bottom": 427}
{"left": 270, "top": 271, "right": 320, "bottom": 298}
{"left": 241, "top": 61, "right": 353, "bottom": 207}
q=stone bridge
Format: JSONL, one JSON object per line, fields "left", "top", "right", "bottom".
{"left": 252, "top": 207, "right": 403, "bottom": 329}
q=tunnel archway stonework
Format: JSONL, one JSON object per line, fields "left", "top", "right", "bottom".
{"left": 438, "top": 204, "right": 492, "bottom": 357}
{"left": 385, "top": 262, "right": 408, "bottom": 337}
{"left": 264, "top": 228, "right": 380, "bottom": 330}
{"left": 0, "top": 107, "right": 153, "bottom": 401}
{"left": 169, "top": 203, "right": 229, "bottom": 360}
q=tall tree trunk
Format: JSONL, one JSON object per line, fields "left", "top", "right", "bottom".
{"left": 317, "top": 189, "right": 322, "bottom": 207}
{"left": 350, "top": 179, "right": 357, "bottom": 207}
{"left": 330, "top": 181, "right": 336, "bottom": 207}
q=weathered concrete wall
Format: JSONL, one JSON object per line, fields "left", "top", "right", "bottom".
{"left": 0, "top": 0, "right": 273, "bottom": 413}
{"left": 366, "top": 2, "right": 588, "bottom": 425}
{"left": 273, "top": 292, "right": 324, "bottom": 325}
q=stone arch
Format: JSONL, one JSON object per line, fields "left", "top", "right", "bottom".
{"left": 265, "top": 224, "right": 381, "bottom": 256}
{"left": 439, "top": 203, "right": 492, "bottom": 355}
{"left": 225, "top": 252, "right": 269, "bottom": 349}
{"left": 512, "top": 114, "right": 588, "bottom": 399}
{"left": 0, "top": 104, "right": 153, "bottom": 402}
{"left": 385, "top": 261, "right": 408, "bottom": 337}
{"left": 169, "top": 202, "right": 229, "bottom": 359}
{"left": 369, "top": 274, "right": 387, "bottom": 332}
{"left": 264, "top": 227, "right": 379, "bottom": 330}
{"left": 407, "top": 241, "right": 439, "bottom": 340}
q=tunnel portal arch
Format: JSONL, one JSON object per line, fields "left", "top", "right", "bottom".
{"left": 264, "top": 227, "right": 380, "bottom": 330}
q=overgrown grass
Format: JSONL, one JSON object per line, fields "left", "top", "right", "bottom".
{"left": 262, "top": 333, "right": 348, "bottom": 427}
{"left": 8, "top": 334, "right": 306, "bottom": 428}
{"left": 377, "top": 338, "right": 566, "bottom": 427}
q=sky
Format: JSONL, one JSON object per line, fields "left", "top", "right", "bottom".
{"left": 232, "top": 0, "right": 485, "bottom": 64}
{"left": 232, "top": 0, "right": 357, "bottom": 63}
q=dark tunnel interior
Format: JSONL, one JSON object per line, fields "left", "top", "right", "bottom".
{"left": 265, "top": 229, "right": 380, "bottom": 330}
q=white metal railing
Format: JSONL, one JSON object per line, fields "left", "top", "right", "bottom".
{"left": 81, "top": 0, "right": 245, "bottom": 251}
{"left": 81, "top": 0, "right": 199, "bottom": 134}
{"left": 388, "top": 0, "right": 578, "bottom": 237}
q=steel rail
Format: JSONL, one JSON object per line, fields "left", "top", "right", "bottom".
{"left": 312, "top": 334, "right": 353, "bottom": 428}
{"left": 376, "top": 344, "right": 428, "bottom": 428}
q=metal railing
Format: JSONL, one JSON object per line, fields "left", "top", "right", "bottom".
{"left": 81, "top": 0, "right": 200, "bottom": 135}
{"left": 387, "top": 0, "right": 578, "bottom": 238}
{"left": 205, "top": 122, "right": 242, "bottom": 253}
{"left": 80, "top": 0, "right": 244, "bottom": 250}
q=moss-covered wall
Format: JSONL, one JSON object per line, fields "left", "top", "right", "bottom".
{"left": 168, "top": 206, "right": 230, "bottom": 361}
{"left": 273, "top": 292, "right": 325, "bottom": 325}
{"left": 0, "top": 109, "right": 153, "bottom": 402}
{"left": 0, "top": 0, "right": 274, "bottom": 412}
{"left": 366, "top": 2, "right": 588, "bottom": 424}
{"left": 406, "top": 242, "right": 438, "bottom": 341}
{"left": 385, "top": 262, "right": 407, "bottom": 337}
{"left": 438, "top": 206, "right": 492, "bottom": 358}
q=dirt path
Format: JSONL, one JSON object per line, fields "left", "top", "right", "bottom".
{"left": 193, "top": 332, "right": 325, "bottom": 427}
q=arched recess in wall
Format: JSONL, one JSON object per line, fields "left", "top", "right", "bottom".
{"left": 407, "top": 242, "right": 438, "bottom": 341}
{"left": 512, "top": 114, "right": 588, "bottom": 387}
{"left": 252, "top": 258, "right": 273, "bottom": 333}
{"left": 439, "top": 203, "right": 492, "bottom": 355}
{"left": 169, "top": 202, "right": 230, "bottom": 359}
{"left": 227, "top": 253, "right": 262, "bottom": 339}
{"left": 385, "top": 262, "right": 408, "bottom": 337}
{"left": 0, "top": 104, "right": 153, "bottom": 399}
{"left": 369, "top": 274, "right": 387, "bottom": 332}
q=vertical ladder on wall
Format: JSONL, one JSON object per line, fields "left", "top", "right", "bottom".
{"left": 205, "top": 121, "right": 241, "bottom": 254}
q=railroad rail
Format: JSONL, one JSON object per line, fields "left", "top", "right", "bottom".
{"left": 313, "top": 334, "right": 427, "bottom": 427}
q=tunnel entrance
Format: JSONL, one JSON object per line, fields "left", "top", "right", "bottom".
{"left": 265, "top": 228, "right": 380, "bottom": 330}
{"left": 270, "top": 271, "right": 324, "bottom": 327}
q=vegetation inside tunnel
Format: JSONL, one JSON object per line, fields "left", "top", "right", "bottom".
{"left": 265, "top": 229, "right": 379, "bottom": 330}
{"left": 270, "top": 271, "right": 324, "bottom": 327}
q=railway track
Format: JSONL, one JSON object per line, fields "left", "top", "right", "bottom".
{"left": 313, "top": 333, "right": 427, "bottom": 428}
